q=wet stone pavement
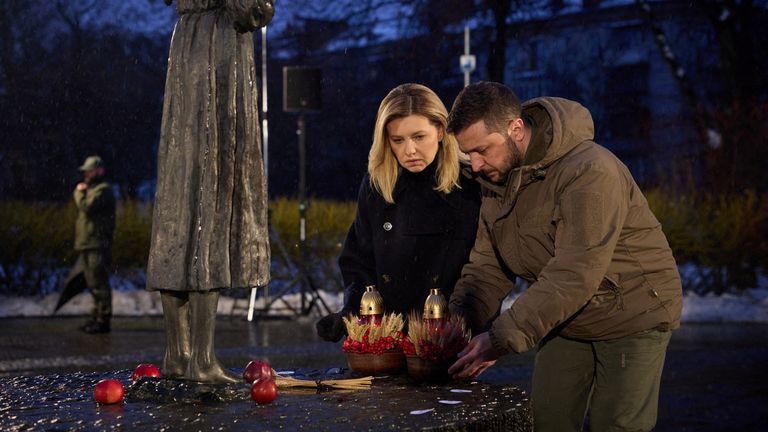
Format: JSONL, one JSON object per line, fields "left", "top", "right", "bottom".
{"left": 0, "top": 317, "right": 531, "bottom": 431}
{"left": 0, "top": 370, "right": 531, "bottom": 431}
{"left": 0, "top": 317, "right": 767, "bottom": 431}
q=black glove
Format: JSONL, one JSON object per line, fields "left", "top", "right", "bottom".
{"left": 316, "top": 312, "right": 347, "bottom": 342}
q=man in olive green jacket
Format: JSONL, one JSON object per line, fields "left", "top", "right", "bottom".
{"left": 446, "top": 82, "right": 682, "bottom": 431}
{"left": 71, "top": 155, "right": 116, "bottom": 334}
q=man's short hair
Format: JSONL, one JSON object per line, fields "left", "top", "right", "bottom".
{"left": 447, "top": 81, "right": 522, "bottom": 135}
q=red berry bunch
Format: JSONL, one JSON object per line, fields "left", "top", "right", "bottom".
{"left": 415, "top": 337, "right": 467, "bottom": 361}
{"left": 370, "top": 335, "right": 396, "bottom": 354}
{"left": 417, "top": 340, "right": 443, "bottom": 362}
{"left": 406, "top": 312, "right": 471, "bottom": 363}
{"left": 342, "top": 328, "right": 369, "bottom": 353}
{"left": 342, "top": 328, "right": 405, "bottom": 354}
{"left": 402, "top": 336, "right": 417, "bottom": 356}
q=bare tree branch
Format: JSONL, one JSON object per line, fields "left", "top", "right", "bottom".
{"left": 636, "top": 0, "right": 714, "bottom": 148}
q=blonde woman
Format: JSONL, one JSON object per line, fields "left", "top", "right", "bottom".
{"left": 317, "top": 83, "right": 481, "bottom": 342}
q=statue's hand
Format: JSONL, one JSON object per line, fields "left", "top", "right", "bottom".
{"left": 231, "top": 0, "right": 275, "bottom": 33}
{"left": 253, "top": 0, "right": 275, "bottom": 28}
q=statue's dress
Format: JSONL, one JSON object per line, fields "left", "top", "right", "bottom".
{"left": 148, "top": 0, "right": 270, "bottom": 291}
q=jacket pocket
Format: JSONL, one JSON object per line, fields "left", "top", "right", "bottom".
{"left": 513, "top": 205, "right": 557, "bottom": 277}
{"left": 564, "top": 277, "right": 625, "bottom": 338}
{"left": 518, "top": 204, "right": 557, "bottom": 240}
{"left": 599, "top": 277, "right": 624, "bottom": 311}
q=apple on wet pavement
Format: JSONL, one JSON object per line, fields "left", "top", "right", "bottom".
{"left": 243, "top": 359, "right": 273, "bottom": 384}
{"left": 93, "top": 379, "right": 124, "bottom": 404}
{"left": 131, "top": 363, "right": 161, "bottom": 381}
{"left": 250, "top": 377, "right": 277, "bottom": 405}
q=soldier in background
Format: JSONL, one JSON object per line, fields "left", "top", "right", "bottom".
{"left": 70, "top": 155, "right": 116, "bottom": 334}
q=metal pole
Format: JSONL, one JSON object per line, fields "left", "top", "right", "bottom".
{"left": 261, "top": 26, "right": 269, "bottom": 183}
{"left": 460, "top": 26, "right": 476, "bottom": 87}
{"left": 298, "top": 114, "right": 307, "bottom": 244}
{"left": 297, "top": 113, "right": 307, "bottom": 314}
{"left": 464, "top": 26, "right": 470, "bottom": 87}
{"left": 248, "top": 26, "right": 269, "bottom": 322}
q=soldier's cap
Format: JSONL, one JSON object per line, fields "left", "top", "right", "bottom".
{"left": 79, "top": 155, "right": 104, "bottom": 171}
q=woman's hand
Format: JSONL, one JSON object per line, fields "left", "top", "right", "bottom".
{"left": 316, "top": 312, "right": 346, "bottom": 342}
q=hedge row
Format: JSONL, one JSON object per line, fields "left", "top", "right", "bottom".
{"left": 0, "top": 198, "right": 354, "bottom": 296}
{"left": 1, "top": 190, "right": 766, "bottom": 295}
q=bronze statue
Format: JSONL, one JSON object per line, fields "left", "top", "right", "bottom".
{"left": 147, "top": 0, "right": 274, "bottom": 384}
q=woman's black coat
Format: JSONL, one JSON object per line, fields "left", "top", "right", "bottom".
{"left": 339, "top": 162, "right": 481, "bottom": 318}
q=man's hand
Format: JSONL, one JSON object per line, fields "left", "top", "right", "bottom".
{"left": 76, "top": 182, "right": 88, "bottom": 191}
{"left": 448, "top": 332, "right": 499, "bottom": 379}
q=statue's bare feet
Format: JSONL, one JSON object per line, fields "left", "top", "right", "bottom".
{"left": 163, "top": 353, "right": 189, "bottom": 379}
{"left": 185, "top": 358, "right": 240, "bottom": 384}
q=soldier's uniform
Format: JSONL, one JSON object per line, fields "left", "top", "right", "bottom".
{"left": 72, "top": 156, "right": 116, "bottom": 333}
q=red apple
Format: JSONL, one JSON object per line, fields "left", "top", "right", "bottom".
{"left": 243, "top": 359, "right": 273, "bottom": 384}
{"left": 131, "top": 363, "right": 161, "bottom": 381}
{"left": 250, "top": 377, "right": 277, "bottom": 405}
{"left": 93, "top": 379, "right": 124, "bottom": 404}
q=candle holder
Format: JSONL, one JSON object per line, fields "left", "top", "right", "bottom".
{"left": 403, "top": 312, "right": 470, "bottom": 382}
{"left": 358, "top": 285, "right": 384, "bottom": 325}
{"left": 342, "top": 312, "right": 406, "bottom": 376}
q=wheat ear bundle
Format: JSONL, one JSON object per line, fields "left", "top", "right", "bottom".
{"left": 273, "top": 370, "right": 374, "bottom": 391}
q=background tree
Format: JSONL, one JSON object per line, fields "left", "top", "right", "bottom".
{"left": 485, "top": 0, "right": 513, "bottom": 82}
{"left": 638, "top": 0, "right": 768, "bottom": 193}
{"left": 0, "top": 0, "right": 171, "bottom": 200}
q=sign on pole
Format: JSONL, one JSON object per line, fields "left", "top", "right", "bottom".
{"left": 460, "top": 55, "right": 476, "bottom": 73}
{"left": 461, "top": 26, "right": 476, "bottom": 87}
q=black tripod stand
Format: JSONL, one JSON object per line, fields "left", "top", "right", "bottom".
{"left": 290, "top": 112, "right": 331, "bottom": 316}
{"left": 250, "top": 66, "right": 331, "bottom": 318}
{"left": 249, "top": 111, "right": 332, "bottom": 318}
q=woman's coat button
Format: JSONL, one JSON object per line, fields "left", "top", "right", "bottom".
{"left": 383, "top": 222, "right": 393, "bottom": 231}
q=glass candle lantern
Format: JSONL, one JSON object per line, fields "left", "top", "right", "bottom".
{"left": 358, "top": 285, "right": 384, "bottom": 325}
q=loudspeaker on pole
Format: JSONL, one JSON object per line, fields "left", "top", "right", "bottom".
{"left": 282, "top": 66, "right": 322, "bottom": 112}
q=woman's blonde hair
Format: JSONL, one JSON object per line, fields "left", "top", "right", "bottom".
{"left": 368, "top": 83, "right": 464, "bottom": 204}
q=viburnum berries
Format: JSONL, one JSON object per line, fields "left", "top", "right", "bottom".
{"left": 343, "top": 330, "right": 405, "bottom": 354}
{"left": 406, "top": 312, "right": 470, "bottom": 362}
{"left": 342, "top": 313, "right": 405, "bottom": 354}
{"left": 402, "top": 336, "right": 417, "bottom": 356}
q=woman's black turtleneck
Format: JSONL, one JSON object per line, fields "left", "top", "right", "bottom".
{"left": 392, "top": 158, "right": 440, "bottom": 200}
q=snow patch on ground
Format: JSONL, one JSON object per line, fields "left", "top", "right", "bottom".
{"left": 0, "top": 286, "right": 345, "bottom": 319}
{"left": 2, "top": 287, "right": 768, "bottom": 323}
{"left": 1, "top": 264, "right": 767, "bottom": 323}
{"left": 680, "top": 288, "right": 768, "bottom": 323}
